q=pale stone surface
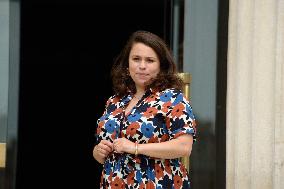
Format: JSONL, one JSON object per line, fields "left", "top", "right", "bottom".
{"left": 227, "top": 0, "right": 284, "bottom": 188}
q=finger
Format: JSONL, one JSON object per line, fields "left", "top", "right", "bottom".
{"left": 101, "top": 140, "right": 114, "bottom": 151}
{"left": 99, "top": 141, "right": 113, "bottom": 152}
{"left": 113, "top": 147, "right": 120, "bottom": 153}
{"left": 113, "top": 143, "right": 119, "bottom": 151}
{"left": 97, "top": 147, "right": 109, "bottom": 158}
{"left": 113, "top": 139, "right": 118, "bottom": 146}
{"left": 101, "top": 140, "right": 114, "bottom": 147}
{"left": 101, "top": 144, "right": 113, "bottom": 153}
{"left": 114, "top": 143, "right": 124, "bottom": 153}
{"left": 113, "top": 142, "right": 121, "bottom": 150}
{"left": 93, "top": 146, "right": 105, "bottom": 158}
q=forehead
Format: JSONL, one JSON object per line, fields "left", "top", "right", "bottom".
{"left": 129, "top": 43, "right": 158, "bottom": 57}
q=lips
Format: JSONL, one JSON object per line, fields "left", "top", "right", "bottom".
{"left": 136, "top": 73, "right": 149, "bottom": 79}
{"left": 136, "top": 73, "right": 148, "bottom": 76}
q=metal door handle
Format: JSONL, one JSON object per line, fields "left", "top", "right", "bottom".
{"left": 0, "top": 143, "right": 6, "bottom": 168}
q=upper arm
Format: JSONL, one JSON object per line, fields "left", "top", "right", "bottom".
{"left": 165, "top": 89, "right": 197, "bottom": 142}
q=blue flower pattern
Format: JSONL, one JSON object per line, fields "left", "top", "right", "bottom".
{"left": 95, "top": 88, "right": 197, "bottom": 188}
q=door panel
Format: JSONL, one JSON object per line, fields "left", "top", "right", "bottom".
{"left": 18, "top": 1, "right": 170, "bottom": 188}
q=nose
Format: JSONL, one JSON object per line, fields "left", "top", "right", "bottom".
{"left": 139, "top": 61, "right": 146, "bottom": 70}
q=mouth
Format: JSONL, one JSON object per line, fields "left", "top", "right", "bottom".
{"left": 136, "top": 73, "right": 149, "bottom": 80}
{"left": 136, "top": 73, "right": 149, "bottom": 76}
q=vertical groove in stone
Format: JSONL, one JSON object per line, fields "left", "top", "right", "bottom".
{"left": 226, "top": 0, "right": 238, "bottom": 188}
{"left": 274, "top": 1, "right": 284, "bottom": 188}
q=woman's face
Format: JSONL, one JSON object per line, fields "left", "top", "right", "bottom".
{"left": 128, "top": 42, "right": 160, "bottom": 89}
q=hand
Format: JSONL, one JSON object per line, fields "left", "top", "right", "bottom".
{"left": 113, "top": 138, "right": 135, "bottom": 154}
{"left": 93, "top": 140, "right": 113, "bottom": 162}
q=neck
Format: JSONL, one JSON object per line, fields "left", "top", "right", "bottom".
{"left": 136, "top": 86, "right": 145, "bottom": 95}
{"left": 135, "top": 87, "right": 145, "bottom": 97}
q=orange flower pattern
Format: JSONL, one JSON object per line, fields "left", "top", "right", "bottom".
{"left": 95, "top": 88, "right": 196, "bottom": 188}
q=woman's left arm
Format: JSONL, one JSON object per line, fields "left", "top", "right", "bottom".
{"left": 113, "top": 134, "right": 193, "bottom": 159}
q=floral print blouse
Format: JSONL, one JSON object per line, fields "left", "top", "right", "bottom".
{"left": 95, "top": 88, "right": 197, "bottom": 189}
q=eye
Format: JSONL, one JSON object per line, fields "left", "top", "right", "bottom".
{"left": 132, "top": 57, "right": 140, "bottom": 62}
{"left": 146, "top": 58, "right": 155, "bottom": 63}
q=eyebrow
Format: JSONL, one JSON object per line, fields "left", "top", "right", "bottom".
{"left": 130, "top": 55, "right": 157, "bottom": 59}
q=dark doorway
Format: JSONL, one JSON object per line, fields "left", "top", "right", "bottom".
{"left": 17, "top": 0, "right": 171, "bottom": 188}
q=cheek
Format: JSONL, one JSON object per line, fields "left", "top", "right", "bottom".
{"left": 128, "top": 61, "right": 136, "bottom": 70}
{"left": 152, "top": 67, "right": 160, "bottom": 76}
{"left": 128, "top": 65, "right": 136, "bottom": 78}
{"left": 153, "top": 62, "right": 160, "bottom": 75}
{"left": 128, "top": 65, "right": 135, "bottom": 74}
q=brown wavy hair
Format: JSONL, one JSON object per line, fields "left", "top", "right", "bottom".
{"left": 111, "top": 30, "right": 184, "bottom": 97}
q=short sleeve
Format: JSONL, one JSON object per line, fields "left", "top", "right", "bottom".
{"left": 165, "top": 89, "right": 197, "bottom": 142}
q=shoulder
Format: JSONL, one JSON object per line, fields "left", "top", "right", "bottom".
{"left": 105, "top": 94, "right": 121, "bottom": 107}
{"left": 152, "top": 88, "right": 183, "bottom": 103}
{"left": 158, "top": 88, "right": 184, "bottom": 98}
{"left": 158, "top": 88, "right": 191, "bottom": 104}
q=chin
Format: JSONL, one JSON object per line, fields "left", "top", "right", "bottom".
{"left": 134, "top": 81, "right": 146, "bottom": 87}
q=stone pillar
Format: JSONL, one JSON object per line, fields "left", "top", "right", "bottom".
{"left": 227, "top": 0, "right": 284, "bottom": 189}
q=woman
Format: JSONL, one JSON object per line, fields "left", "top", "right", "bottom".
{"left": 93, "top": 30, "right": 197, "bottom": 188}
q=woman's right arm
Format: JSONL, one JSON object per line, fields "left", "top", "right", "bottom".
{"left": 93, "top": 95, "right": 118, "bottom": 164}
{"left": 93, "top": 140, "right": 113, "bottom": 164}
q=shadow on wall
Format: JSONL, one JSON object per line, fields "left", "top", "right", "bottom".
{"left": 0, "top": 168, "right": 4, "bottom": 189}
{"left": 190, "top": 120, "right": 216, "bottom": 189}
{"left": 0, "top": 135, "right": 17, "bottom": 189}
{"left": 0, "top": 115, "right": 6, "bottom": 188}
{"left": 3, "top": 139, "right": 17, "bottom": 189}
{"left": 0, "top": 115, "right": 7, "bottom": 141}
